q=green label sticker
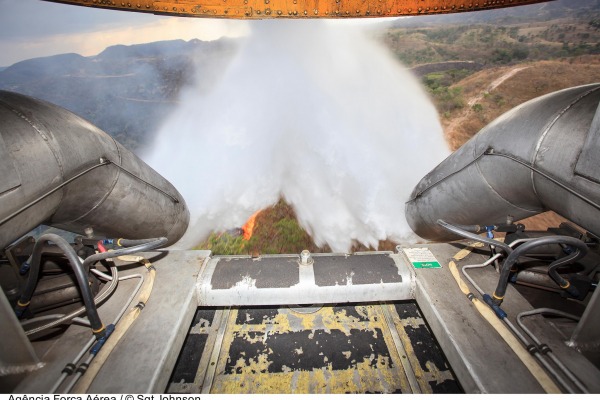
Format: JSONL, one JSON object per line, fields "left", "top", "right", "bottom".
{"left": 402, "top": 248, "right": 442, "bottom": 269}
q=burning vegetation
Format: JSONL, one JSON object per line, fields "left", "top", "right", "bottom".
{"left": 242, "top": 211, "right": 260, "bottom": 241}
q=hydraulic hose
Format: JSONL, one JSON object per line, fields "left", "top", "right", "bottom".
{"left": 72, "top": 258, "right": 156, "bottom": 393}
{"left": 16, "top": 234, "right": 106, "bottom": 338}
{"left": 493, "top": 236, "right": 587, "bottom": 305}
{"left": 461, "top": 254, "right": 578, "bottom": 393}
{"left": 446, "top": 245, "right": 560, "bottom": 393}
{"left": 51, "top": 272, "right": 144, "bottom": 394}
{"left": 25, "top": 265, "right": 118, "bottom": 337}
{"left": 26, "top": 237, "right": 165, "bottom": 337}
{"left": 547, "top": 248, "right": 587, "bottom": 296}
{"left": 82, "top": 237, "right": 167, "bottom": 271}
{"left": 437, "top": 219, "right": 513, "bottom": 255}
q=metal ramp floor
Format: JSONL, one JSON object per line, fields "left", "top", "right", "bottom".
{"left": 167, "top": 301, "right": 462, "bottom": 394}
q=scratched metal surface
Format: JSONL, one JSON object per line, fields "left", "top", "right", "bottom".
{"left": 167, "top": 302, "right": 461, "bottom": 394}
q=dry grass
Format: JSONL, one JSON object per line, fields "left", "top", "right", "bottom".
{"left": 443, "top": 56, "right": 600, "bottom": 150}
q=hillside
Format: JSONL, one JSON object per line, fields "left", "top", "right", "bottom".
{"left": 0, "top": 39, "right": 235, "bottom": 152}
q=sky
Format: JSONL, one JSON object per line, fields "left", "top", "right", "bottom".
{"left": 0, "top": 0, "right": 250, "bottom": 66}
{"left": 0, "top": 0, "right": 397, "bottom": 67}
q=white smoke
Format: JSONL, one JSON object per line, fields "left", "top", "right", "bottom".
{"left": 144, "top": 20, "right": 449, "bottom": 252}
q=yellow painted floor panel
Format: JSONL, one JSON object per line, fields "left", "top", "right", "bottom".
{"left": 168, "top": 302, "right": 462, "bottom": 394}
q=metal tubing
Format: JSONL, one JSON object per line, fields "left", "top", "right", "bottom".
{"left": 437, "top": 219, "right": 513, "bottom": 255}
{"left": 458, "top": 249, "right": 582, "bottom": 393}
{"left": 503, "top": 318, "right": 576, "bottom": 394}
{"left": 51, "top": 273, "right": 144, "bottom": 393}
{"left": 517, "top": 309, "right": 588, "bottom": 393}
{"left": 25, "top": 265, "right": 118, "bottom": 337}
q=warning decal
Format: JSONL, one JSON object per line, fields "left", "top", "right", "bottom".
{"left": 402, "top": 248, "right": 442, "bottom": 269}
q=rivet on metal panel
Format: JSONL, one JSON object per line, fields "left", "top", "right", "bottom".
{"left": 265, "top": 0, "right": 269, "bottom": 4}
{"left": 293, "top": 10, "right": 298, "bottom": 15}
{"left": 256, "top": 9, "right": 261, "bottom": 14}
{"left": 304, "top": 10, "right": 307, "bottom": 15}
{"left": 277, "top": 10, "right": 282, "bottom": 14}
{"left": 265, "top": 8, "right": 271, "bottom": 14}
{"left": 314, "top": 9, "right": 318, "bottom": 14}
{"left": 366, "top": 10, "right": 370, "bottom": 15}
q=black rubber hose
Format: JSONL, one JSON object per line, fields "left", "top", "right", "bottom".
{"left": 82, "top": 237, "right": 167, "bottom": 270}
{"left": 451, "top": 223, "right": 485, "bottom": 233}
{"left": 493, "top": 236, "right": 587, "bottom": 305}
{"left": 17, "top": 233, "right": 105, "bottom": 336}
{"left": 437, "top": 219, "right": 513, "bottom": 255}
{"left": 547, "top": 244, "right": 588, "bottom": 298}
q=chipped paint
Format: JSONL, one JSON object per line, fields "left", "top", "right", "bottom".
{"left": 210, "top": 305, "right": 414, "bottom": 393}
{"left": 170, "top": 303, "right": 461, "bottom": 394}
{"left": 235, "top": 274, "right": 257, "bottom": 289}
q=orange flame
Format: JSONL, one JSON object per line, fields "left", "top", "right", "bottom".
{"left": 242, "top": 211, "right": 260, "bottom": 241}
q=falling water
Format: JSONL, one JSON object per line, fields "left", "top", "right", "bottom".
{"left": 144, "top": 20, "right": 449, "bottom": 252}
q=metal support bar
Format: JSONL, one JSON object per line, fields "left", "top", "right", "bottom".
{"left": 196, "top": 253, "right": 414, "bottom": 306}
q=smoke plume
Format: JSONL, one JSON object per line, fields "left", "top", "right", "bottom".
{"left": 144, "top": 20, "right": 449, "bottom": 252}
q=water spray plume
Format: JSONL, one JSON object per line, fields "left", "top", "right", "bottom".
{"left": 144, "top": 20, "right": 449, "bottom": 252}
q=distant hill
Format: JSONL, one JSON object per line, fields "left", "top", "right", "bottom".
{"left": 2, "top": 0, "right": 598, "bottom": 154}
{"left": 392, "top": 0, "right": 600, "bottom": 27}
{"left": 0, "top": 39, "right": 236, "bottom": 153}
{"left": 381, "top": 0, "right": 600, "bottom": 68}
